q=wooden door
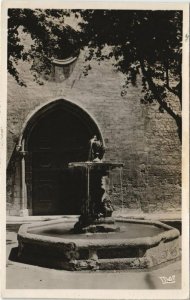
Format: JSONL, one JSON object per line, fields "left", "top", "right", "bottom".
{"left": 28, "top": 108, "right": 92, "bottom": 215}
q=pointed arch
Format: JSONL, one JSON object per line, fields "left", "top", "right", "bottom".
{"left": 18, "top": 98, "right": 104, "bottom": 149}
{"left": 18, "top": 98, "right": 104, "bottom": 215}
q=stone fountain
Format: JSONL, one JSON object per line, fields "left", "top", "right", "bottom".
{"left": 17, "top": 136, "right": 180, "bottom": 271}
{"left": 69, "top": 135, "right": 123, "bottom": 234}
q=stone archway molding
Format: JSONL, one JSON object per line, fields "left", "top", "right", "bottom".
{"left": 17, "top": 97, "right": 104, "bottom": 149}
{"left": 52, "top": 56, "right": 78, "bottom": 66}
{"left": 16, "top": 97, "right": 104, "bottom": 217}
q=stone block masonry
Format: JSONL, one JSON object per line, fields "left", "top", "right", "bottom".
{"left": 7, "top": 51, "right": 181, "bottom": 216}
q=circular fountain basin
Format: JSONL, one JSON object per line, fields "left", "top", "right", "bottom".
{"left": 17, "top": 218, "right": 180, "bottom": 271}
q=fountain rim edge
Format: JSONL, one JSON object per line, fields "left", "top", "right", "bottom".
{"left": 17, "top": 218, "right": 180, "bottom": 249}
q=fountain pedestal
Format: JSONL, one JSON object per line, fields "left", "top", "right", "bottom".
{"left": 69, "top": 162, "right": 123, "bottom": 233}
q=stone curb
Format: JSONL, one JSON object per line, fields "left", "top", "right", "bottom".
{"left": 6, "top": 212, "right": 181, "bottom": 225}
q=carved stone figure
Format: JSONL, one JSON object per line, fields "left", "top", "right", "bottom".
{"left": 101, "top": 198, "right": 114, "bottom": 217}
{"left": 88, "top": 135, "right": 105, "bottom": 162}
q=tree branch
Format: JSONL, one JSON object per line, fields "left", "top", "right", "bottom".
{"left": 140, "top": 59, "right": 182, "bottom": 142}
{"left": 165, "top": 82, "right": 182, "bottom": 107}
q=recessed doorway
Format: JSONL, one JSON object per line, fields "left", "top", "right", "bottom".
{"left": 25, "top": 100, "right": 102, "bottom": 215}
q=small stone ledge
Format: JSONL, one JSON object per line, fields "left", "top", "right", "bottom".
{"left": 113, "top": 210, "right": 181, "bottom": 221}
{"left": 6, "top": 211, "right": 181, "bottom": 225}
{"left": 6, "top": 215, "right": 78, "bottom": 224}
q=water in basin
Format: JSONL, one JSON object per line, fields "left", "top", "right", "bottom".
{"left": 28, "top": 221, "right": 166, "bottom": 240}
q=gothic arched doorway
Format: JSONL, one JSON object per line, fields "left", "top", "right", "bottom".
{"left": 23, "top": 99, "right": 103, "bottom": 215}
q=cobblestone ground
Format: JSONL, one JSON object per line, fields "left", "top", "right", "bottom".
{"left": 6, "top": 226, "right": 181, "bottom": 290}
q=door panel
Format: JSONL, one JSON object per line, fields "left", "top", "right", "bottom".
{"left": 29, "top": 108, "right": 94, "bottom": 215}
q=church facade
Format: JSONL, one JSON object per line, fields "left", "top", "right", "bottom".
{"left": 7, "top": 49, "right": 181, "bottom": 217}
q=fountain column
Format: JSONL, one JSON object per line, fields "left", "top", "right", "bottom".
{"left": 69, "top": 162, "right": 123, "bottom": 233}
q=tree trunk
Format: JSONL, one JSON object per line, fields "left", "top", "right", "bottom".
{"left": 140, "top": 60, "right": 182, "bottom": 143}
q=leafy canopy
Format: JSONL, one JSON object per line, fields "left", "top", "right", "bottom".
{"left": 8, "top": 9, "right": 79, "bottom": 85}
{"left": 8, "top": 9, "right": 182, "bottom": 140}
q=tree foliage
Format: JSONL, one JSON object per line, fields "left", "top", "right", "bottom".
{"left": 8, "top": 9, "right": 182, "bottom": 141}
{"left": 76, "top": 10, "right": 182, "bottom": 141}
{"left": 8, "top": 9, "right": 79, "bottom": 85}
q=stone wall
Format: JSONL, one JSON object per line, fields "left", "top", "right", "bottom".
{"left": 7, "top": 51, "right": 181, "bottom": 216}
